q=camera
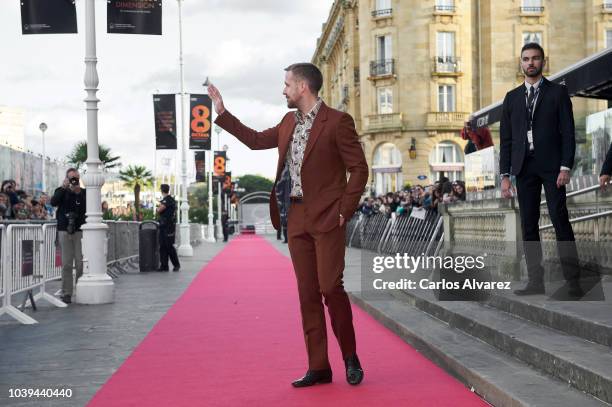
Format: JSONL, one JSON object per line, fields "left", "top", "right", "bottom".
{"left": 69, "top": 177, "right": 80, "bottom": 186}
{"left": 66, "top": 212, "right": 77, "bottom": 235}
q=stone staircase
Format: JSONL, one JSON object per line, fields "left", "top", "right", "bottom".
{"left": 350, "top": 276, "right": 612, "bottom": 406}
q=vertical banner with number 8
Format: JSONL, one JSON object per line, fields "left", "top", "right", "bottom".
{"left": 213, "top": 151, "right": 226, "bottom": 182}
{"left": 194, "top": 151, "right": 206, "bottom": 183}
{"left": 189, "top": 94, "right": 212, "bottom": 150}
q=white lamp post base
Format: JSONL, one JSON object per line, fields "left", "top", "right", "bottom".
{"left": 75, "top": 275, "right": 114, "bottom": 304}
{"left": 177, "top": 223, "right": 193, "bottom": 256}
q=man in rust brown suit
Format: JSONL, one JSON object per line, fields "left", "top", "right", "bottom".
{"left": 208, "top": 63, "right": 368, "bottom": 387}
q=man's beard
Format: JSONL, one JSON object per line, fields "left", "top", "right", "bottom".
{"left": 525, "top": 65, "right": 542, "bottom": 78}
{"left": 286, "top": 99, "right": 296, "bottom": 109}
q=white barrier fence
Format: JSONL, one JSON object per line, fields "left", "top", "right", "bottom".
{"left": 0, "top": 221, "right": 208, "bottom": 325}
{"left": 0, "top": 224, "right": 46, "bottom": 324}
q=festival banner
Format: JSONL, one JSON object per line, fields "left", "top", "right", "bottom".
{"left": 107, "top": 0, "right": 162, "bottom": 35}
{"left": 189, "top": 94, "right": 212, "bottom": 150}
{"left": 194, "top": 151, "right": 206, "bottom": 183}
{"left": 213, "top": 151, "right": 226, "bottom": 182}
{"left": 153, "top": 94, "right": 177, "bottom": 150}
{"left": 21, "top": 0, "right": 78, "bottom": 35}
{"left": 223, "top": 172, "right": 232, "bottom": 193}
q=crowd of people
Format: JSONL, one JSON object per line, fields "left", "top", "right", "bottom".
{"left": 2, "top": 176, "right": 468, "bottom": 223}
{"left": 358, "top": 178, "right": 466, "bottom": 218}
{"left": 0, "top": 179, "right": 54, "bottom": 221}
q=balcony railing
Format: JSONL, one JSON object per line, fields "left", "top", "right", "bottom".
{"left": 520, "top": 6, "right": 544, "bottom": 13}
{"left": 433, "top": 56, "right": 461, "bottom": 74}
{"left": 425, "top": 112, "right": 469, "bottom": 131}
{"left": 434, "top": 5, "right": 456, "bottom": 13}
{"left": 370, "top": 59, "right": 394, "bottom": 77}
{"left": 372, "top": 8, "right": 393, "bottom": 18}
{"left": 366, "top": 113, "right": 403, "bottom": 132}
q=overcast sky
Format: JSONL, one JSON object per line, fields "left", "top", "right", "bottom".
{"left": 0, "top": 0, "right": 331, "bottom": 181}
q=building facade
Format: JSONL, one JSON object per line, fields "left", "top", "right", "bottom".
{"left": 0, "top": 105, "right": 25, "bottom": 151}
{"left": 313, "top": 0, "right": 612, "bottom": 195}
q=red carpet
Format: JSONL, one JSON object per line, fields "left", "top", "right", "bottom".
{"left": 88, "top": 235, "right": 486, "bottom": 407}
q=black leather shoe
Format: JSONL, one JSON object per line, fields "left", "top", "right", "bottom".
{"left": 514, "top": 282, "right": 545, "bottom": 296}
{"left": 568, "top": 285, "right": 584, "bottom": 298}
{"left": 172, "top": 266, "right": 180, "bottom": 272}
{"left": 156, "top": 268, "right": 169, "bottom": 272}
{"left": 565, "top": 281, "right": 584, "bottom": 298}
{"left": 291, "top": 369, "right": 332, "bottom": 388}
{"left": 344, "top": 354, "right": 364, "bottom": 385}
{"left": 60, "top": 295, "right": 72, "bottom": 304}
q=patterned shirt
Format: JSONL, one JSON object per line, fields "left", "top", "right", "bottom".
{"left": 286, "top": 98, "right": 323, "bottom": 198}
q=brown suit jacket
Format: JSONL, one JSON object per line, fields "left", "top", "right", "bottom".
{"left": 215, "top": 102, "right": 369, "bottom": 233}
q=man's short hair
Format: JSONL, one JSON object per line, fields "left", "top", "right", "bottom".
{"left": 160, "top": 184, "right": 170, "bottom": 194}
{"left": 285, "top": 63, "right": 323, "bottom": 94}
{"left": 66, "top": 168, "right": 78, "bottom": 177}
{"left": 521, "top": 42, "right": 545, "bottom": 59}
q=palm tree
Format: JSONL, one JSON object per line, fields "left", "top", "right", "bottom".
{"left": 118, "top": 165, "right": 154, "bottom": 219}
{"left": 66, "top": 141, "right": 121, "bottom": 171}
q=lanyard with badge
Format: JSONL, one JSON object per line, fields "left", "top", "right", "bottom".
{"left": 525, "top": 78, "right": 542, "bottom": 148}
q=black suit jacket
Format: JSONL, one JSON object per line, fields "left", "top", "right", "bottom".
{"left": 499, "top": 77, "right": 575, "bottom": 176}
{"left": 601, "top": 143, "right": 612, "bottom": 176}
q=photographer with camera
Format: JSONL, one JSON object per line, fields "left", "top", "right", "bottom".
{"left": 156, "top": 184, "right": 180, "bottom": 272}
{"left": 51, "top": 168, "right": 86, "bottom": 304}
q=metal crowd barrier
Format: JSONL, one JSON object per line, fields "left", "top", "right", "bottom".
{"left": 0, "top": 219, "right": 234, "bottom": 325}
{"left": 190, "top": 223, "right": 204, "bottom": 245}
{"left": 346, "top": 210, "right": 443, "bottom": 257}
{"left": 0, "top": 223, "right": 45, "bottom": 324}
{"left": 0, "top": 220, "right": 143, "bottom": 324}
{"left": 104, "top": 221, "right": 140, "bottom": 277}
{"left": 175, "top": 223, "right": 207, "bottom": 247}
{"left": 36, "top": 223, "right": 67, "bottom": 308}
{"left": 0, "top": 224, "right": 6, "bottom": 319}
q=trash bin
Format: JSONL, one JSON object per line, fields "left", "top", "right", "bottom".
{"left": 139, "top": 221, "right": 159, "bottom": 272}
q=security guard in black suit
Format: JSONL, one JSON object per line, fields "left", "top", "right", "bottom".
{"left": 500, "top": 42, "right": 581, "bottom": 297}
{"left": 156, "top": 184, "right": 180, "bottom": 272}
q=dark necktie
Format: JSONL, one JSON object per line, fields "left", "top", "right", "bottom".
{"left": 527, "top": 86, "right": 535, "bottom": 115}
{"left": 526, "top": 86, "right": 535, "bottom": 152}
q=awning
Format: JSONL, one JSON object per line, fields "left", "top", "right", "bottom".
{"left": 471, "top": 47, "right": 612, "bottom": 129}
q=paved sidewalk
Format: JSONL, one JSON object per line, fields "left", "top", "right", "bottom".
{"left": 0, "top": 240, "right": 227, "bottom": 407}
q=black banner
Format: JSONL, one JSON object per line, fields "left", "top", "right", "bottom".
{"left": 107, "top": 0, "right": 162, "bottom": 35}
{"left": 21, "top": 240, "right": 34, "bottom": 277}
{"left": 153, "top": 94, "right": 177, "bottom": 150}
{"left": 213, "top": 151, "right": 226, "bottom": 182}
{"left": 21, "top": 0, "right": 77, "bottom": 35}
{"left": 223, "top": 172, "right": 232, "bottom": 193}
{"left": 195, "top": 151, "right": 206, "bottom": 183}
{"left": 189, "top": 94, "right": 212, "bottom": 150}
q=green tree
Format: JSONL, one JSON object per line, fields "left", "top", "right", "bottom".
{"left": 188, "top": 184, "right": 211, "bottom": 222}
{"left": 66, "top": 141, "right": 121, "bottom": 170}
{"left": 236, "top": 174, "right": 274, "bottom": 194}
{"left": 118, "top": 165, "right": 154, "bottom": 219}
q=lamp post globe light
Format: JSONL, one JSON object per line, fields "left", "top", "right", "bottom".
{"left": 39, "top": 122, "right": 47, "bottom": 194}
